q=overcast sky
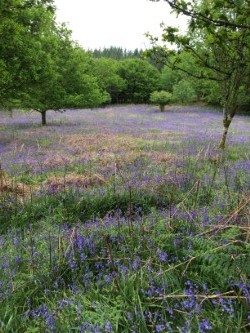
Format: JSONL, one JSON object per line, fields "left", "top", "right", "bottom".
{"left": 53, "top": 0, "right": 187, "bottom": 50}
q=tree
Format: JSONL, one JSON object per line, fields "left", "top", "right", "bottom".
{"left": 93, "top": 58, "right": 126, "bottom": 103}
{"left": 150, "top": 90, "right": 172, "bottom": 111}
{"left": 0, "top": 0, "right": 109, "bottom": 125}
{"left": 22, "top": 34, "right": 109, "bottom": 125}
{"left": 60, "top": 46, "right": 110, "bottom": 110}
{"left": 20, "top": 22, "right": 68, "bottom": 125}
{"left": 148, "top": 0, "right": 250, "bottom": 148}
{"left": 117, "top": 58, "right": 160, "bottom": 103}
{"left": 0, "top": 0, "right": 55, "bottom": 109}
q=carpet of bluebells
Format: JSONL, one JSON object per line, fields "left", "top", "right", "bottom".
{"left": 0, "top": 105, "right": 249, "bottom": 332}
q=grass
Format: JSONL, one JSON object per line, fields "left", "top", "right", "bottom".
{"left": 0, "top": 104, "right": 249, "bottom": 332}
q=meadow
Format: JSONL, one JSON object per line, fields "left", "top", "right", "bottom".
{"left": 0, "top": 104, "right": 249, "bottom": 333}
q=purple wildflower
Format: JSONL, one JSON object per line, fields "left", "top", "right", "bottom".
{"left": 157, "top": 249, "right": 168, "bottom": 263}
{"left": 104, "top": 321, "right": 112, "bottom": 332}
{"left": 198, "top": 319, "right": 212, "bottom": 333}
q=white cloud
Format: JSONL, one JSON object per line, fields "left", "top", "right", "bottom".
{"left": 54, "top": 0, "right": 187, "bottom": 50}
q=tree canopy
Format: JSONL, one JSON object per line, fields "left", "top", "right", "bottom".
{"left": 93, "top": 58, "right": 126, "bottom": 104}
{"left": 117, "top": 58, "right": 160, "bottom": 103}
{"left": 0, "top": 0, "right": 55, "bottom": 106}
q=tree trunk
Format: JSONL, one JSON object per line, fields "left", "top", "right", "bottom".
{"left": 219, "top": 117, "right": 232, "bottom": 149}
{"left": 41, "top": 110, "right": 47, "bottom": 126}
{"left": 160, "top": 104, "right": 165, "bottom": 112}
{"left": 8, "top": 107, "right": 13, "bottom": 118}
{"left": 219, "top": 72, "right": 240, "bottom": 149}
{"left": 219, "top": 102, "right": 236, "bottom": 149}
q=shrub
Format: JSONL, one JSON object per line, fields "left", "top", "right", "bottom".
{"left": 150, "top": 90, "right": 172, "bottom": 112}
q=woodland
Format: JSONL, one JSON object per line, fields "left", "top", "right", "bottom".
{"left": 0, "top": 1, "right": 249, "bottom": 332}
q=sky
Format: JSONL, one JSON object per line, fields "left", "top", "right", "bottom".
{"left": 53, "top": 0, "right": 187, "bottom": 51}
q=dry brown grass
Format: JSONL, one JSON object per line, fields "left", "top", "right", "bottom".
{"left": 0, "top": 177, "right": 31, "bottom": 197}
{"left": 43, "top": 154, "right": 73, "bottom": 168}
{"left": 66, "top": 134, "right": 178, "bottom": 169}
{"left": 66, "top": 133, "right": 139, "bottom": 154}
{"left": 0, "top": 165, "right": 30, "bottom": 197}
{"left": 97, "top": 151, "right": 146, "bottom": 168}
{"left": 45, "top": 173, "right": 106, "bottom": 189}
{"left": 148, "top": 151, "right": 177, "bottom": 164}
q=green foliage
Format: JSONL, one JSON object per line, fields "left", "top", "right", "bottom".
{"left": 150, "top": 90, "right": 172, "bottom": 111}
{"left": 196, "top": 79, "right": 222, "bottom": 105}
{"left": 60, "top": 46, "right": 110, "bottom": 108}
{"left": 0, "top": 0, "right": 55, "bottom": 106}
{"left": 159, "top": 65, "right": 181, "bottom": 91}
{"left": 20, "top": 28, "right": 109, "bottom": 124}
{"left": 0, "top": 1, "right": 108, "bottom": 124}
{"left": 159, "top": 52, "right": 221, "bottom": 105}
{"left": 93, "top": 58, "right": 127, "bottom": 103}
{"left": 237, "top": 83, "right": 250, "bottom": 112}
{"left": 93, "top": 57, "right": 162, "bottom": 105}
{"left": 117, "top": 58, "right": 160, "bottom": 103}
{"left": 172, "top": 79, "right": 197, "bottom": 104}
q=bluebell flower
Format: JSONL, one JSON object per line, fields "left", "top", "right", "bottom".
{"left": 155, "top": 324, "right": 165, "bottom": 332}
{"left": 104, "top": 321, "right": 112, "bottom": 332}
{"left": 198, "top": 319, "right": 212, "bottom": 333}
{"left": 157, "top": 249, "right": 168, "bottom": 263}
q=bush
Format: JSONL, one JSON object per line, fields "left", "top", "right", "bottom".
{"left": 150, "top": 90, "right": 172, "bottom": 111}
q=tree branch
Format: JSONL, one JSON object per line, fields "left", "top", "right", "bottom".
{"left": 152, "top": 0, "right": 250, "bottom": 29}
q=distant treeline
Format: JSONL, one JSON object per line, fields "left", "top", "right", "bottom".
{"left": 90, "top": 46, "right": 143, "bottom": 60}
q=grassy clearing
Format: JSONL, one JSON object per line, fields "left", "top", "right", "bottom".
{"left": 0, "top": 105, "right": 249, "bottom": 332}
